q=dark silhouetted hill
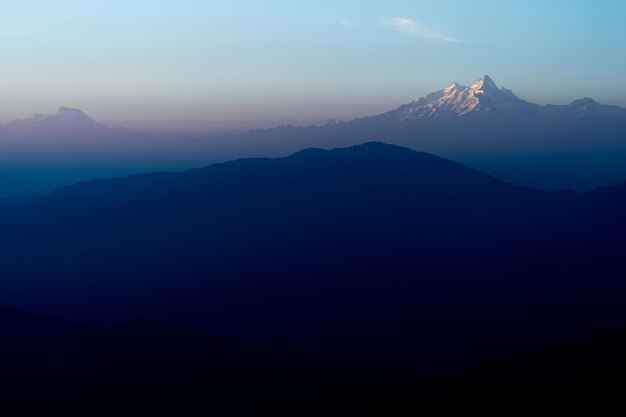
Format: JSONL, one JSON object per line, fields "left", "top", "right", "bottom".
{"left": 0, "top": 142, "right": 626, "bottom": 377}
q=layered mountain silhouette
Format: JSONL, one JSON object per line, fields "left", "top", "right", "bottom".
{"left": 3, "top": 75, "right": 626, "bottom": 198}
{"left": 1, "top": 142, "right": 626, "bottom": 377}
{"left": 204, "top": 76, "right": 626, "bottom": 190}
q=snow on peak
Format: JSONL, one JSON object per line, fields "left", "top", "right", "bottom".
{"left": 470, "top": 75, "right": 498, "bottom": 92}
{"left": 368, "top": 74, "right": 626, "bottom": 122}
{"left": 443, "top": 82, "right": 467, "bottom": 94}
{"left": 379, "top": 75, "right": 536, "bottom": 121}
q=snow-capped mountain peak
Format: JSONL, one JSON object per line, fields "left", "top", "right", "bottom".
{"left": 378, "top": 75, "right": 537, "bottom": 121}
{"left": 372, "top": 74, "right": 626, "bottom": 122}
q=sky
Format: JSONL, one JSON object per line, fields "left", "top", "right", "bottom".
{"left": 1, "top": 0, "right": 625, "bottom": 134}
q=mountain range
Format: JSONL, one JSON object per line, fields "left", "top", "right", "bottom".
{"left": 1, "top": 142, "right": 626, "bottom": 377}
{"left": 2, "top": 75, "right": 626, "bottom": 198}
{"left": 2, "top": 76, "right": 624, "bottom": 140}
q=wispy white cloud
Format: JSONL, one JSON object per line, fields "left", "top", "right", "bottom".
{"left": 327, "top": 15, "right": 356, "bottom": 28}
{"left": 382, "top": 17, "right": 461, "bottom": 43}
{"left": 337, "top": 17, "right": 356, "bottom": 28}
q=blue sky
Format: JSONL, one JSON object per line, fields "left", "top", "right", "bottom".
{"left": 1, "top": 0, "right": 625, "bottom": 133}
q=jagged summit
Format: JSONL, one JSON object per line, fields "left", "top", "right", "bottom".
{"left": 470, "top": 74, "right": 498, "bottom": 92}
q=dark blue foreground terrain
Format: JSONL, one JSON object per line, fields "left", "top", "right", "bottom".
{"left": 1, "top": 142, "right": 626, "bottom": 414}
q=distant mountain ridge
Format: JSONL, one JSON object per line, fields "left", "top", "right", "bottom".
{"left": 371, "top": 75, "right": 626, "bottom": 121}
{"left": 0, "top": 107, "right": 140, "bottom": 140}
{"left": 2, "top": 75, "right": 624, "bottom": 143}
